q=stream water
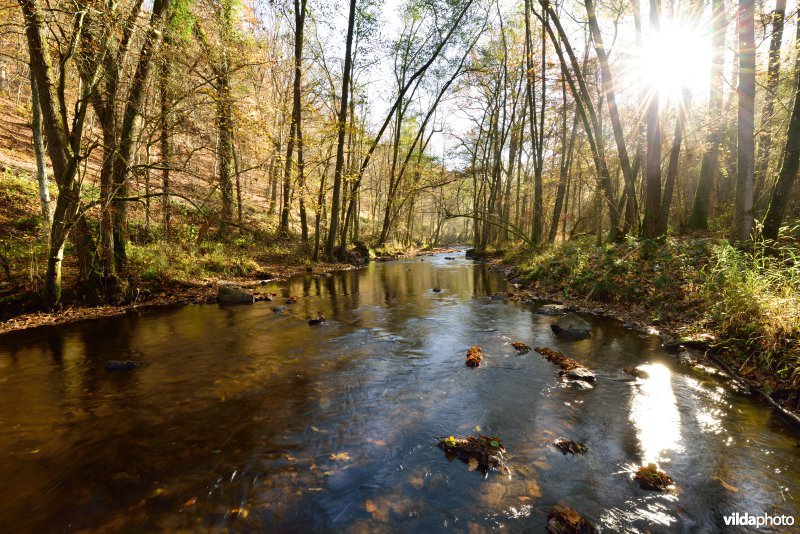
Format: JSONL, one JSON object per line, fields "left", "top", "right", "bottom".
{"left": 0, "top": 252, "right": 798, "bottom": 532}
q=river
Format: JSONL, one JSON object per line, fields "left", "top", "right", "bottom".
{"left": 0, "top": 252, "right": 798, "bottom": 532}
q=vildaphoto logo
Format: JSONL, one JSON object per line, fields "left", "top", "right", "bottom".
{"left": 723, "top": 512, "right": 795, "bottom": 528}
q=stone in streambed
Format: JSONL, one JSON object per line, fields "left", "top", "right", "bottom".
{"left": 105, "top": 360, "right": 138, "bottom": 371}
{"left": 536, "top": 304, "right": 569, "bottom": 316}
{"left": 218, "top": 284, "right": 255, "bottom": 305}
{"left": 551, "top": 313, "right": 591, "bottom": 338}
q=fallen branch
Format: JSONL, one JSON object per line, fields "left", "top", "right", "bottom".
{"left": 707, "top": 352, "right": 800, "bottom": 427}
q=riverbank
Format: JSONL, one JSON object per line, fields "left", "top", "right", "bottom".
{"left": 0, "top": 244, "right": 467, "bottom": 336}
{"left": 0, "top": 260, "right": 357, "bottom": 336}
{"left": 487, "top": 236, "right": 800, "bottom": 422}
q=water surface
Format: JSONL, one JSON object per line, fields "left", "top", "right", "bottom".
{"left": 1, "top": 253, "right": 798, "bottom": 532}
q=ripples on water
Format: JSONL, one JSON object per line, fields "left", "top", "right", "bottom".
{"left": 0, "top": 253, "right": 798, "bottom": 532}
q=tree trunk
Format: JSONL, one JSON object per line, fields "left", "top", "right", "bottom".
{"left": 735, "top": 0, "right": 756, "bottom": 241}
{"left": 754, "top": 0, "right": 786, "bottom": 205}
{"left": 160, "top": 54, "right": 171, "bottom": 241}
{"left": 658, "top": 91, "right": 688, "bottom": 235}
{"left": 762, "top": 15, "right": 800, "bottom": 240}
{"left": 584, "top": 0, "right": 637, "bottom": 233}
{"left": 325, "top": 0, "right": 356, "bottom": 260}
{"left": 29, "top": 66, "right": 51, "bottom": 237}
{"left": 688, "top": 0, "right": 726, "bottom": 229}
{"left": 112, "top": 0, "right": 169, "bottom": 269}
{"left": 642, "top": 0, "right": 662, "bottom": 238}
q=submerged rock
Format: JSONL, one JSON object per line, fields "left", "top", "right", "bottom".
{"left": 432, "top": 287, "right": 442, "bottom": 293}
{"left": 437, "top": 434, "right": 508, "bottom": 474}
{"left": 551, "top": 313, "right": 591, "bottom": 338}
{"left": 465, "top": 345, "right": 483, "bottom": 367}
{"left": 308, "top": 313, "right": 326, "bottom": 326}
{"left": 105, "top": 360, "right": 138, "bottom": 371}
{"left": 511, "top": 342, "right": 531, "bottom": 354}
{"left": 444, "top": 257, "right": 456, "bottom": 260}
{"left": 286, "top": 296, "right": 299, "bottom": 304}
{"left": 272, "top": 306, "right": 287, "bottom": 313}
{"left": 537, "top": 304, "right": 569, "bottom": 316}
{"left": 553, "top": 438, "right": 588, "bottom": 455}
{"left": 491, "top": 293, "right": 506, "bottom": 301}
{"left": 565, "top": 380, "right": 594, "bottom": 391}
{"left": 218, "top": 285, "right": 255, "bottom": 305}
{"left": 547, "top": 505, "right": 595, "bottom": 533}
{"left": 623, "top": 367, "right": 650, "bottom": 379}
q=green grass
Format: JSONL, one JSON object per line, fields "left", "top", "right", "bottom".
{"left": 702, "top": 239, "right": 800, "bottom": 382}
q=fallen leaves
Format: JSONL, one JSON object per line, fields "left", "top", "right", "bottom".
{"left": 535, "top": 347, "right": 582, "bottom": 371}
{"left": 634, "top": 463, "right": 675, "bottom": 492}
{"left": 437, "top": 434, "right": 508, "bottom": 474}
{"left": 511, "top": 342, "right": 531, "bottom": 353}
{"left": 547, "top": 505, "right": 595, "bottom": 533}
{"left": 552, "top": 438, "right": 588, "bottom": 455}
{"left": 330, "top": 452, "right": 350, "bottom": 461}
{"left": 466, "top": 345, "right": 484, "bottom": 367}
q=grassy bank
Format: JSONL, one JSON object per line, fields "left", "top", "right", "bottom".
{"left": 505, "top": 235, "right": 800, "bottom": 404}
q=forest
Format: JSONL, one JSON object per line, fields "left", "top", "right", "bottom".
{"left": 2, "top": 0, "right": 798, "bottom": 385}
{"left": 1, "top": 0, "right": 800, "bottom": 530}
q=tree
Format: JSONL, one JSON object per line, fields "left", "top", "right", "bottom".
{"left": 688, "top": 0, "right": 726, "bottom": 230}
{"left": 642, "top": 0, "right": 662, "bottom": 238}
{"left": 735, "top": 0, "right": 755, "bottom": 241}
{"left": 762, "top": 16, "right": 800, "bottom": 241}
{"left": 325, "top": 0, "right": 357, "bottom": 260}
{"left": 19, "top": 0, "right": 109, "bottom": 305}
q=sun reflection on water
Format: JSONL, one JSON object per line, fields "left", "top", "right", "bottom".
{"left": 629, "top": 363, "right": 684, "bottom": 465}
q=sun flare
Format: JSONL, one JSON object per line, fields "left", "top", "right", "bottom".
{"left": 636, "top": 24, "right": 710, "bottom": 101}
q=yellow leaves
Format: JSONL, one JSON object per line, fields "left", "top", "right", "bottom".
{"left": 330, "top": 452, "right": 350, "bottom": 461}
{"left": 364, "top": 499, "right": 377, "bottom": 514}
{"left": 446, "top": 436, "right": 456, "bottom": 447}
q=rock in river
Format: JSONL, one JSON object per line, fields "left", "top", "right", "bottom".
{"left": 218, "top": 284, "right": 254, "bottom": 305}
{"left": 536, "top": 304, "right": 569, "bottom": 316}
{"left": 551, "top": 313, "right": 591, "bottom": 338}
{"left": 562, "top": 367, "right": 596, "bottom": 382}
{"left": 105, "top": 360, "right": 138, "bottom": 371}
{"left": 547, "top": 505, "right": 595, "bottom": 533}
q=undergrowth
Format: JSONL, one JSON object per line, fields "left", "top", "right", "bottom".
{"left": 511, "top": 234, "right": 800, "bottom": 386}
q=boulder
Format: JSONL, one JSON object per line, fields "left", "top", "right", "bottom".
{"left": 537, "top": 304, "right": 568, "bottom": 315}
{"left": 551, "top": 313, "right": 591, "bottom": 338}
{"left": 218, "top": 285, "right": 254, "bottom": 305}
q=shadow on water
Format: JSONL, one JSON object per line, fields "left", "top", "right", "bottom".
{"left": 0, "top": 251, "right": 798, "bottom": 532}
